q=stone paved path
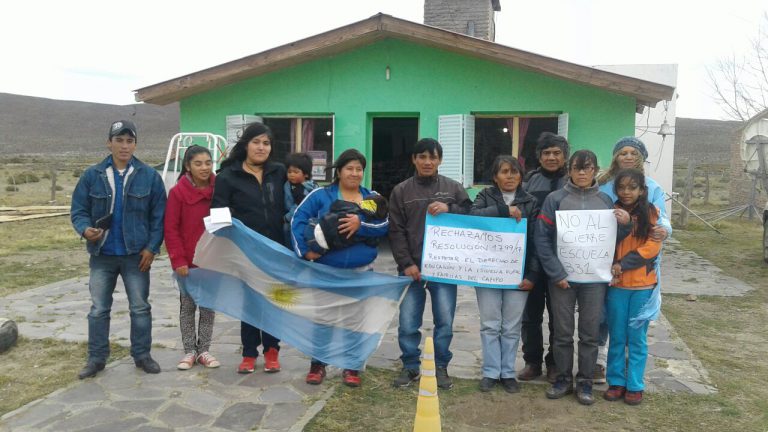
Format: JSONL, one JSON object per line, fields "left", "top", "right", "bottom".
{"left": 0, "top": 241, "right": 734, "bottom": 431}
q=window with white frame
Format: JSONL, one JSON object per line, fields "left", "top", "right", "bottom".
{"left": 438, "top": 114, "right": 567, "bottom": 186}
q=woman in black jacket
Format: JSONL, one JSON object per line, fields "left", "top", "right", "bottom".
{"left": 469, "top": 155, "right": 540, "bottom": 394}
{"left": 212, "top": 122, "right": 286, "bottom": 375}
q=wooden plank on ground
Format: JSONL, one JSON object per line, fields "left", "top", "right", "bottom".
{"left": 0, "top": 213, "right": 70, "bottom": 223}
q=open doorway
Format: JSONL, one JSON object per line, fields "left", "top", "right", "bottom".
{"left": 372, "top": 117, "right": 419, "bottom": 199}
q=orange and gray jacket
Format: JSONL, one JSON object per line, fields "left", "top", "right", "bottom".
{"left": 613, "top": 207, "right": 662, "bottom": 289}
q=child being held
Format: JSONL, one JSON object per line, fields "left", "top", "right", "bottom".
{"left": 305, "top": 194, "right": 388, "bottom": 253}
{"left": 284, "top": 153, "right": 319, "bottom": 244}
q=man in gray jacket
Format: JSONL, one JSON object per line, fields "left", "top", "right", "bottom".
{"left": 389, "top": 138, "right": 472, "bottom": 390}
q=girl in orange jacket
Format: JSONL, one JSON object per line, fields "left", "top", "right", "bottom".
{"left": 604, "top": 168, "right": 662, "bottom": 406}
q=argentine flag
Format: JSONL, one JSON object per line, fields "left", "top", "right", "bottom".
{"left": 185, "top": 218, "right": 411, "bottom": 370}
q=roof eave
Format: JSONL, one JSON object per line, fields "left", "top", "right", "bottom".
{"left": 135, "top": 14, "right": 674, "bottom": 108}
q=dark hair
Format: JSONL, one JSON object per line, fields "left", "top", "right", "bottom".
{"left": 412, "top": 138, "right": 443, "bottom": 159}
{"left": 535, "top": 132, "right": 569, "bottom": 160}
{"left": 178, "top": 145, "right": 212, "bottom": 180}
{"left": 613, "top": 168, "right": 657, "bottom": 240}
{"left": 285, "top": 152, "right": 313, "bottom": 179}
{"left": 219, "top": 122, "right": 274, "bottom": 169}
{"left": 568, "top": 149, "right": 600, "bottom": 173}
{"left": 331, "top": 149, "right": 366, "bottom": 183}
{"left": 490, "top": 155, "right": 525, "bottom": 187}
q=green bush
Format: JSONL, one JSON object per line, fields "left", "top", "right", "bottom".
{"left": 41, "top": 172, "right": 51, "bottom": 180}
{"left": 5, "top": 185, "right": 19, "bottom": 192}
{"left": 6, "top": 172, "right": 40, "bottom": 185}
{"left": 72, "top": 168, "right": 83, "bottom": 178}
{"left": 55, "top": 185, "right": 64, "bottom": 191}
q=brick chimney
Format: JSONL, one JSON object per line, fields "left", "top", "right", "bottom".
{"left": 424, "top": 0, "right": 501, "bottom": 41}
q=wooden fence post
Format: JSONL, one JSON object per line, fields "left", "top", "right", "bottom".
{"left": 679, "top": 159, "right": 696, "bottom": 228}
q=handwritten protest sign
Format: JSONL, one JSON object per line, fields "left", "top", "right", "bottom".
{"left": 421, "top": 213, "right": 527, "bottom": 289}
{"left": 555, "top": 209, "right": 617, "bottom": 283}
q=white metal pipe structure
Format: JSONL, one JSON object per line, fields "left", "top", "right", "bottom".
{"left": 161, "top": 133, "right": 228, "bottom": 192}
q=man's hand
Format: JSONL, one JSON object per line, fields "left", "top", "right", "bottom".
{"left": 427, "top": 202, "right": 449, "bottom": 216}
{"left": 138, "top": 249, "right": 155, "bottom": 272}
{"left": 305, "top": 251, "right": 322, "bottom": 261}
{"left": 83, "top": 227, "right": 104, "bottom": 243}
{"left": 519, "top": 278, "right": 534, "bottom": 291}
{"left": 404, "top": 265, "right": 421, "bottom": 282}
{"left": 338, "top": 214, "right": 361, "bottom": 239}
{"left": 649, "top": 225, "right": 668, "bottom": 242}
{"left": 508, "top": 205, "right": 522, "bottom": 221}
{"left": 555, "top": 279, "right": 570, "bottom": 289}
{"left": 175, "top": 266, "right": 189, "bottom": 277}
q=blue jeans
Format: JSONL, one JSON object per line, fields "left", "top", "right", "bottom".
{"left": 476, "top": 287, "right": 528, "bottom": 379}
{"left": 87, "top": 254, "right": 152, "bottom": 363}
{"left": 606, "top": 287, "right": 653, "bottom": 391}
{"left": 398, "top": 279, "right": 457, "bottom": 370}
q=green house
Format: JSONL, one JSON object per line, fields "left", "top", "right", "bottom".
{"left": 135, "top": 14, "right": 673, "bottom": 197}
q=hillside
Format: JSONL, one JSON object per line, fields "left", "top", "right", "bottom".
{"left": 674, "top": 117, "right": 743, "bottom": 164}
{"left": 0, "top": 93, "right": 179, "bottom": 157}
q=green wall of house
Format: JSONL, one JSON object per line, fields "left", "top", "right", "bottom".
{"left": 180, "top": 38, "right": 635, "bottom": 186}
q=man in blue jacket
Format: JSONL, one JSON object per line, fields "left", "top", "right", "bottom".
{"left": 70, "top": 120, "right": 167, "bottom": 379}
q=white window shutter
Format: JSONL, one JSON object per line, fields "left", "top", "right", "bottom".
{"left": 438, "top": 115, "right": 464, "bottom": 184}
{"left": 462, "top": 114, "right": 475, "bottom": 187}
{"left": 557, "top": 113, "right": 569, "bottom": 139}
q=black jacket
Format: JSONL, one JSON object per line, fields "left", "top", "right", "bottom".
{"left": 212, "top": 161, "right": 287, "bottom": 243}
{"left": 470, "top": 186, "right": 541, "bottom": 280}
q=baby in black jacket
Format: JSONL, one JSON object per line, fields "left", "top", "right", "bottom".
{"left": 305, "top": 194, "right": 388, "bottom": 253}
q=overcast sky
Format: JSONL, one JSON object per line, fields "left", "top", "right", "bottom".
{"left": 1, "top": 0, "right": 765, "bottom": 120}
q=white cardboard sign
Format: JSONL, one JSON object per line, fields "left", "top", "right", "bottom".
{"left": 555, "top": 209, "right": 617, "bottom": 283}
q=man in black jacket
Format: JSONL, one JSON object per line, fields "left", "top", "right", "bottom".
{"left": 518, "top": 132, "right": 569, "bottom": 383}
{"left": 388, "top": 138, "right": 472, "bottom": 390}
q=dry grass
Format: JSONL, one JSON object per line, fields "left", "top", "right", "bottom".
{"left": 0, "top": 338, "right": 128, "bottom": 416}
{"left": 308, "top": 221, "right": 768, "bottom": 431}
{"left": 305, "top": 368, "right": 742, "bottom": 432}
{"left": 0, "top": 217, "right": 88, "bottom": 298}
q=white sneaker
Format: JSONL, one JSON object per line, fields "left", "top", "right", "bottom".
{"left": 177, "top": 352, "right": 196, "bottom": 370}
{"left": 197, "top": 351, "right": 221, "bottom": 368}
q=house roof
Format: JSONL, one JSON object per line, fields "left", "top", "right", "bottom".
{"left": 740, "top": 108, "right": 768, "bottom": 132}
{"left": 134, "top": 13, "right": 674, "bottom": 108}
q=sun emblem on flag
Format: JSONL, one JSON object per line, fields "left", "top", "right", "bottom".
{"left": 267, "top": 284, "right": 300, "bottom": 308}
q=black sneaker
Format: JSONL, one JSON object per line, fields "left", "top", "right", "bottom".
{"left": 500, "top": 378, "right": 520, "bottom": 394}
{"left": 135, "top": 356, "right": 161, "bottom": 374}
{"left": 78, "top": 361, "right": 105, "bottom": 379}
{"left": 436, "top": 367, "right": 453, "bottom": 390}
{"left": 576, "top": 382, "right": 595, "bottom": 405}
{"left": 545, "top": 376, "right": 573, "bottom": 399}
{"left": 393, "top": 368, "right": 420, "bottom": 387}
{"left": 479, "top": 377, "right": 497, "bottom": 392}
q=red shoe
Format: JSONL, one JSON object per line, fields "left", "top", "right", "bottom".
{"left": 306, "top": 364, "right": 327, "bottom": 385}
{"left": 603, "top": 385, "right": 626, "bottom": 402}
{"left": 342, "top": 369, "right": 361, "bottom": 387}
{"left": 238, "top": 356, "right": 256, "bottom": 374}
{"left": 624, "top": 390, "right": 644, "bottom": 405}
{"left": 264, "top": 348, "right": 281, "bottom": 373}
